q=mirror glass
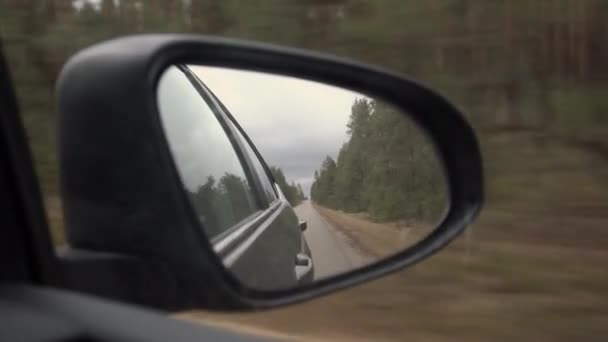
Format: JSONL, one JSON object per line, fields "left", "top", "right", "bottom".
{"left": 157, "top": 64, "right": 449, "bottom": 290}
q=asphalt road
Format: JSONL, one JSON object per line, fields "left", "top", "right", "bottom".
{"left": 294, "top": 200, "right": 371, "bottom": 280}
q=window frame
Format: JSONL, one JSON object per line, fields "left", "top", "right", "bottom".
{"left": 224, "top": 112, "right": 279, "bottom": 205}
{"left": 174, "top": 66, "right": 266, "bottom": 237}
{"left": 179, "top": 65, "right": 284, "bottom": 257}
{"left": 183, "top": 66, "right": 280, "bottom": 204}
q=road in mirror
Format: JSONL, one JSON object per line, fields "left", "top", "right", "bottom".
{"left": 157, "top": 65, "right": 449, "bottom": 290}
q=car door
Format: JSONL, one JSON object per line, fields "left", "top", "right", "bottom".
{"left": 159, "top": 65, "right": 305, "bottom": 289}
{"left": 204, "top": 80, "right": 315, "bottom": 285}
{"left": 213, "top": 90, "right": 315, "bottom": 285}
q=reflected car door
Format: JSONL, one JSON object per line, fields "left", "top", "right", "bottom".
{"left": 181, "top": 66, "right": 308, "bottom": 289}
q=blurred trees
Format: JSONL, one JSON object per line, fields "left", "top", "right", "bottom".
{"left": 311, "top": 98, "right": 446, "bottom": 223}
{"left": 187, "top": 166, "right": 305, "bottom": 236}
{"left": 188, "top": 174, "right": 257, "bottom": 237}
{"left": 2, "top": 0, "right": 607, "bottom": 182}
{"left": 0, "top": 0, "right": 607, "bottom": 238}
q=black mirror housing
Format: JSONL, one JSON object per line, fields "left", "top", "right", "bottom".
{"left": 56, "top": 34, "right": 483, "bottom": 311}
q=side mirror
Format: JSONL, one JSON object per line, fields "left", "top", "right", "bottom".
{"left": 56, "top": 34, "right": 483, "bottom": 311}
{"left": 298, "top": 220, "right": 307, "bottom": 232}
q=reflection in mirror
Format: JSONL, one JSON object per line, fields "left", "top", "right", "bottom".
{"left": 157, "top": 65, "right": 448, "bottom": 290}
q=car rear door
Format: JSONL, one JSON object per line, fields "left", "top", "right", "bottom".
{"left": 178, "top": 66, "right": 304, "bottom": 289}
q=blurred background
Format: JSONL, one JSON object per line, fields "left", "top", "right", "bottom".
{"left": 1, "top": 0, "right": 608, "bottom": 340}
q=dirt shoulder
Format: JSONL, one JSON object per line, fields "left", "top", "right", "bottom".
{"left": 313, "top": 203, "right": 435, "bottom": 259}
{"left": 178, "top": 205, "right": 608, "bottom": 341}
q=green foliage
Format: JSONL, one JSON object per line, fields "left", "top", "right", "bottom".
{"left": 311, "top": 98, "right": 447, "bottom": 223}
{"left": 269, "top": 166, "right": 306, "bottom": 207}
{"left": 188, "top": 173, "right": 257, "bottom": 237}
{"left": 310, "top": 156, "right": 338, "bottom": 208}
{"left": 188, "top": 164, "right": 306, "bottom": 236}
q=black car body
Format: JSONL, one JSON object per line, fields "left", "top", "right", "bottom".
{"left": 164, "top": 65, "right": 314, "bottom": 288}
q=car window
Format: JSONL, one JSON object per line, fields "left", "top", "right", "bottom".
{"left": 226, "top": 118, "right": 278, "bottom": 205}
{"left": 189, "top": 68, "right": 279, "bottom": 206}
{"left": 156, "top": 66, "right": 260, "bottom": 239}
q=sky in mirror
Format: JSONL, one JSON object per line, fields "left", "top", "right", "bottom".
{"left": 190, "top": 66, "right": 362, "bottom": 195}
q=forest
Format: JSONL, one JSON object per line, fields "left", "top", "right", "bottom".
{"left": 2, "top": 0, "right": 606, "bottom": 209}
{"left": 2, "top": 0, "right": 608, "bottom": 340}
{"left": 186, "top": 166, "right": 305, "bottom": 238}
{"left": 269, "top": 166, "right": 306, "bottom": 207}
{"left": 310, "top": 98, "right": 446, "bottom": 223}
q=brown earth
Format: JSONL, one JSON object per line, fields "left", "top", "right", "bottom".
{"left": 177, "top": 205, "right": 608, "bottom": 341}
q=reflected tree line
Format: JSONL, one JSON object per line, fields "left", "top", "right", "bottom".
{"left": 269, "top": 167, "right": 306, "bottom": 206}
{"left": 311, "top": 99, "right": 446, "bottom": 223}
{"left": 188, "top": 174, "right": 257, "bottom": 238}
{"left": 188, "top": 166, "right": 305, "bottom": 237}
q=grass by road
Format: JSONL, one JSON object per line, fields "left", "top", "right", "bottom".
{"left": 178, "top": 133, "right": 608, "bottom": 341}
{"left": 178, "top": 204, "right": 608, "bottom": 341}
{"left": 312, "top": 204, "right": 435, "bottom": 259}
{"left": 46, "top": 133, "right": 608, "bottom": 341}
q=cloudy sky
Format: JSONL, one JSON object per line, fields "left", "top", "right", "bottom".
{"left": 190, "top": 66, "right": 363, "bottom": 195}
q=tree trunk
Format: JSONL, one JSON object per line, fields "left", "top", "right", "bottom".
{"left": 553, "top": 0, "right": 564, "bottom": 79}
{"left": 577, "top": 0, "right": 589, "bottom": 79}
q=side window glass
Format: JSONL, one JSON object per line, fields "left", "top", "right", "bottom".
{"left": 228, "top": 119, "right": 278, "bottom": 204}
{"left": 157, "top": 66, "right": 260, "bottom": 239}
